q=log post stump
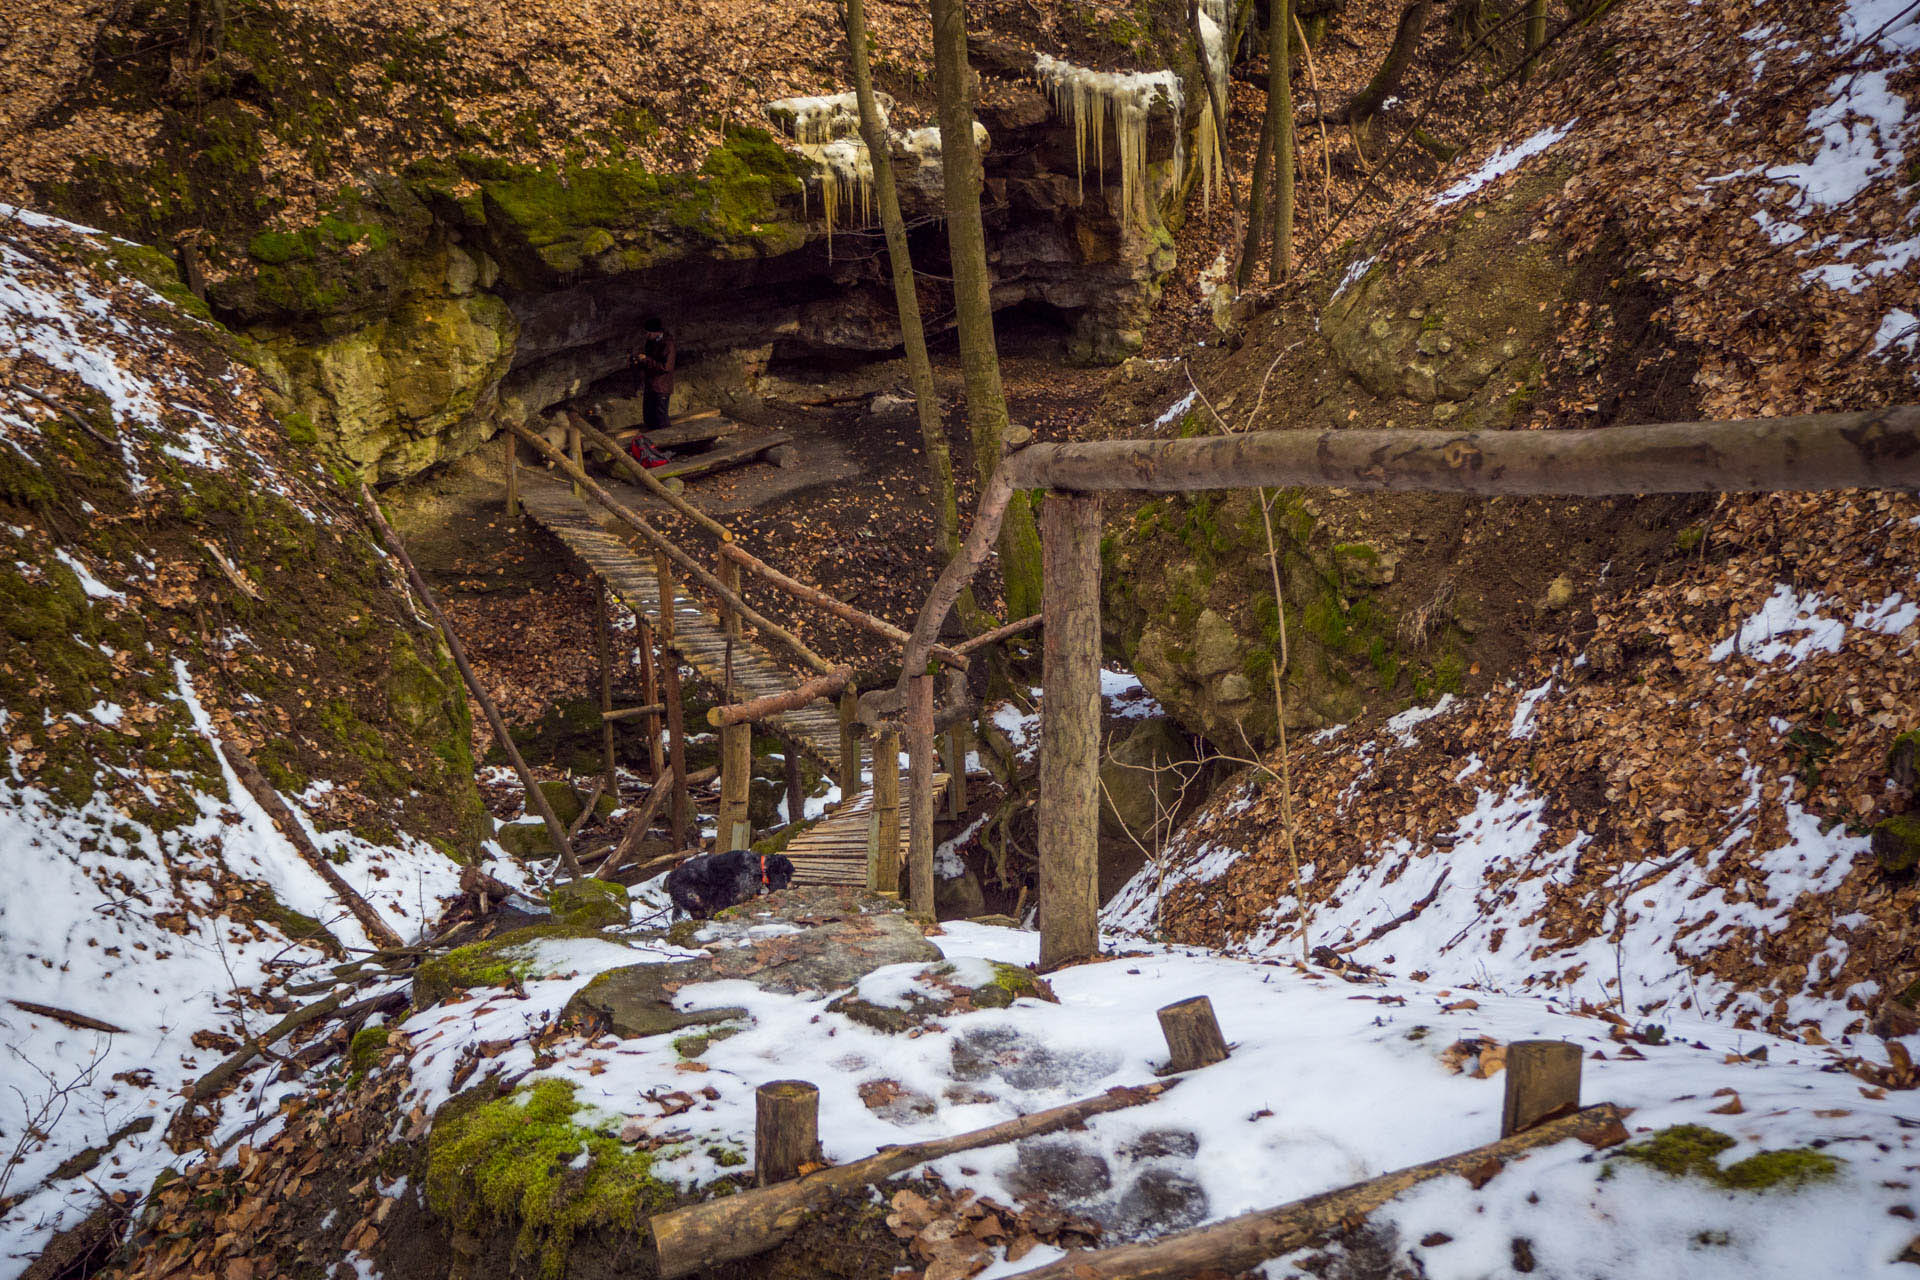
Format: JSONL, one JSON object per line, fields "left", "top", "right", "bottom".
{"left": 1037, "top": 492, "right": 1103, "bottom": 970}
{"left": 1157, "top": 996, "right": 1230, "bottom": 1072}
{"left": 753, "top": 1080, "right": 820, "bottom": 1187}
{"left": 869, "top": 729, "right": 902, "bottom": 894}
{"left": 1501, "top": 1040, "right": 1582, "bottom": 1137}
{"left": 655, "top": 553, "right": 690, "bottom": 849}
{"left": 783, "top": 740, "right": 805, "bottom": 829}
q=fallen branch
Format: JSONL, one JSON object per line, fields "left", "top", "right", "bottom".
{"left": 1335, "top": 868, "right": 1450, "bottom": 954}
{"left": 649, "top": 1081, "right": 1177, "bottom": 1277}
{"left": 361, "top": 483, "right": 585, "bottom": 879}
{"left": 953, "top": 612, "right": 1042, "bottom": 654}
{"left": 226, "top": 746, "right": 406, "bottom": 951}
{"left": 595, "top": 765, "right": 717, "bottom": 881}
{"left": 197, "top": 539, "right": 263, "bottom": 601}
{"left": 187, "top": 990, "right": 347, "bottom": 1103}
{"left": 1005, "top": 1104, "right": 1626, "bottom": 1279}
{"left": 567, "top": 776, "right": 608, "bottom": 842}
{"left": 602, "top": 702, "right": 665, "bottom": 722}
{"left": 6, "top": 1001, "right": 126, "bottom": 1035}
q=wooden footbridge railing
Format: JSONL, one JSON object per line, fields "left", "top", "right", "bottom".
{"left": 874, "top": 406, "right": 1920, "bottom": 968}
{"left": 498, "top": 413, "right": 982, "bottom": 896}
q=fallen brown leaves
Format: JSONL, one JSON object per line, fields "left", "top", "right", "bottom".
{"left": 886, "top": 1181, "right": 1101, "bottom": 1280}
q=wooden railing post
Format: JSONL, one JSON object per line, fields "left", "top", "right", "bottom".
{"left": 638, "top": 616, "right": 666, "bottom": 784}
{"left": 567, "top": 420, "right": 584, "bottom": 498}
{"left": 907, "top": 673, "right": 936, "bottom": 919}
{"left": 868, "top": 729, "right": 901, "bottom": 894}
{"left": 719, "top": 555, "right": 743, "bottom": 641}
{"left": 1037, "top": 492, "right": 1103, "bottom": 971}
{"left": 655, "top": 552, "right": 690, "bottom": 850}
{"left": 503, "top": 428, "right": 519, "bottom": 518}
{"left": 943, "top": 666, "right": 969, "bottom": 819}
{"left": 838, "top": 686, "right": 863, "bottom": 798}
{"left": 719, "top": 721, "right": 753, "bottom": 851}
{"left": 595, "top": 577, "right": 617, "bottom": 796}
{"left": 783, "top": 739, "right": 805, "bottom": 827}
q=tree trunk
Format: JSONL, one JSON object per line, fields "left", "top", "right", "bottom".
{"left": 845, "top": 0, "right": 960, "bottom": 563}
{"left": 1324, "top": 0, "right": 1432, "bottom": 123}
{"left": 1269, "top": 0, "right": 1295, "bottom": 284}
{"left": 1037, "top": 493, "right": 1103, "bottom": 971}
{"left": 655, "top": 553, "right": 691, "bottom": 850}
{"left": 1521, "top": 0, "right": 1547, "bottom": 85}
{"left": 1236, "top": 26, "right": 1279, "bottom": 286}
{"left": 930, "top": 0, "right": 1044, "bottom": 620}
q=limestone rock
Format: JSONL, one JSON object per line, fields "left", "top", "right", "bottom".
{"left": 1099, "top": 717, "right": 1202, "bottom": 842}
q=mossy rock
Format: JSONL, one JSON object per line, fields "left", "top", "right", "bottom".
{"left": 827, "top": 960, "right": 1056, "bottom": 1034}
{"left": 565, "top": 963, "right": 750, "bottom": 1039}
{"left": 413, "top": 922, "right": 618, "bottom": 1005}
{"left": 497, "top": 820, "right": 556, "bottom": 859}
{"left": 425, "top": 1079, "right": 678, "bottom": 1279}
{"left": 1872, "top": 814, "right": 1920, "bottom": 875}
{"left": 549, "top": 878, "right": 630, "bottom": 928}
{"left": 1613, "top": 1125, "right": 1840, "bottom": 1191}
{"left": 349, "top": 1025, "right": 391, "bottom": 1074}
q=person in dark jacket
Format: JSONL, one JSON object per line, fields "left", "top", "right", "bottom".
{"left": 633, "top": 316, "right": 676, "bottom": 435}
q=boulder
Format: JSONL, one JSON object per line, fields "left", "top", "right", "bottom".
{"left": 827, "top": 959, "right": 1054, "bottom": 1034}
{"left": 548, "top": 878, "right": 630, "bottom": 928}
{"left": 935, "top": 867, "right": 988, "bottom": 920}
{"left": 1099, "top": 716, "right": 1203, "bottom": 842}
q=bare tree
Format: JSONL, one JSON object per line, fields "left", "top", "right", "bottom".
{"left": 843, "top": 0, "right": 960, "bottom": 563}
{"left": 929, "top": 0, "right": 1044, "bottom": 620}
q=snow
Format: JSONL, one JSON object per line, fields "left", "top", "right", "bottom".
{"left": 395, "top": 914, "right": 1920, "bottom": 1277}
{"left": 1709, "top": 585, "right": 1848, "bottom": 666}
{"left": 1432, "top": 122, "right": 1575, "bottom": 206}
{"left": 1332, "top": 253, "right": 1379, "bottom": 299}
{"left": 1149, "top": 389, "right": 1199, "bottom": 430}
{"left": 1385, "top": 694, "right": 1457, "bottom": 747}
{"left": 50, "top": 547, "right": 122, "bottom": 601}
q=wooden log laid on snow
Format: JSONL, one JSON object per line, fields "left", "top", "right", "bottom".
{"left": 1004, "top": 1104, "right": 1627, "bottom": 1280}
{"left": 647, "top": 1081, "right": 1177, "bottom": 1278}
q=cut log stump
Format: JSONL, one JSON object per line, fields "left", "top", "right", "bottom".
{"left": 1157, "top": 995, "right": 1230, "bottom": 1072}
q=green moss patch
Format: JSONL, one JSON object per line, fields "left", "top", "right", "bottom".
{"left": 548, "top": 878, "right": 630, "bottom": 928}
{"left": 1614, "top": 1125, "right": 1840, "bottom": 1192}
{"left": 425, "top": 1080, "right": 676, "bottom": 1278}
{"left": 412, "top": 922, "right": 620, "bottom": 1006}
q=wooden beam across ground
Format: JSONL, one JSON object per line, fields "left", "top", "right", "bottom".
{"left": 656, "top": 433, "right": 794, "bottom": 481}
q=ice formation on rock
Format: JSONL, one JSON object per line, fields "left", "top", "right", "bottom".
{"left": 1031, "top": 53, "right": 1186, "bottom": 230}
{"left": 768, "top": 95, "right": 987, "bottom": 239}
{"left": 1194, "top": 0, "right": 1230, "bottom": 216}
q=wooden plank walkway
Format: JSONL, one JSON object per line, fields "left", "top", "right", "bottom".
{"left": 782, "top": 774, "right": 946, "bottom": 888}
{"left": 516, "top": 473, "right": 843, "bottom": 767}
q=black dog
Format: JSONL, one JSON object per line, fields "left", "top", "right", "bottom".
{"left": 664, "top": 849, "right": 794, "bottom": 919}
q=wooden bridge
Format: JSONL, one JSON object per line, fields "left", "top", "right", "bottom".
{"left": 503, "top": 416, "right": 979, "bottom": 892}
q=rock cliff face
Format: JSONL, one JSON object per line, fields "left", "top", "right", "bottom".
{"left": 10, "top": 3, "right": 1199, "bottom": 480}
{"left": 1102, "top": 168, "right": 1701, "bottom": 749}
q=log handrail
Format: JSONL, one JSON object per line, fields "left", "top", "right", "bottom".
{"left": 566, "top": 412, "right": 733, "bottom": 544}
{"left": 570, "top": 412, "right": 965, "bottom": 667}
{"left": 953, "top": 611, "right": 1041, "bottom": 654}
{"left": 706, "top": 666, "right": 854, "bottom": 727}
{"left": 891, "top": 407, "right": 1920, "bottom": 697}
{"left": 508, "top": 422, "right": 836, "bottom": 676}
{"left": 718, "top": 542, "right": 969, "bottom": 669}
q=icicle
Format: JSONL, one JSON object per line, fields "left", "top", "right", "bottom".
{"left": 1195, "top": 0, "right": 1230, "bottom": 217}
{"left": 772, "top": 100, "right": 987, "bottom": 246}
{"left": 767, "top": 92, "right": 894, "bottom": 145}
{"left": 1030, "top": 54, "right": 1183, "bottom": 232}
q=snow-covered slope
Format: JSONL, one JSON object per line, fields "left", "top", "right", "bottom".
{"left": 0, "top": 208, "right": 515, "bottom": 1273}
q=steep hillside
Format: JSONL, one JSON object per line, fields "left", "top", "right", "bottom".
{"left": 1100, "top": 0, "right": 1920, "bottom": 1045}
{"left": 0, "top": 206, "right": 509, "bottom": 1270}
